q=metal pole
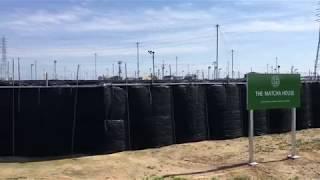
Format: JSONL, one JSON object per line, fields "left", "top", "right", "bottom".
{"left": 12, "top": 59, "right": 14, "bottom": 85}
{"left": 216, "top": 24, "right": 219, "bottom": 79}
{"left": 162, "top": 61, "right": 165, "bottom": 80}
{"left": 137, "top": 42, "right": 140, "bottom": 78}
{"left": 202, "top": 70, "right": 205, "bottom": 80}
{"left": 288, "top": 108, "right": 299, "bottom": 159}
{"left": 124, "top": 63, "right": 128, "bottom": 81}
{"left": 152, "top": 52, "right": 155, "bottom": 82}
{"left": 18, "top": 57, "right": 20, "bottom": 81}
{"left": 31, "top": 64, "right": 33, "bottom": 80}
{"left": 11, "top": 58, "right": 15, "bottom": 155}
{"left": 45, "top": 72, "right": 48, "bottom": 86}
{"left": 76, "top": 65, "right": 80, "bottom": 84}
{"left": 71, "top": 64, "right": 80, "bottom": 155}
{"left": 94, "top": 53, "right": 97, "bottom": 80}
{"left": 231, "top": 49, "right": 234, "bottom": 79}
{"left": 54, "top": 60, "right": 57, "bottom": 80}
{"left": 249, "top": 110, "right": 258, "bottom": 166}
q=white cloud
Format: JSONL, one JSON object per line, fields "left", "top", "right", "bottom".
{"left": 4, "top": 2, "right": 315, "bottom": 35}
{"left": 227, "top": 18, "right": 316, "bottom": 33}
{"left": 3, "top": 1, "right": 318, "bottom": 76}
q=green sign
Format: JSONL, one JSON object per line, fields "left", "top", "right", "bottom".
{"left": 247, "top": 73, "right": 301, "bottom": 110}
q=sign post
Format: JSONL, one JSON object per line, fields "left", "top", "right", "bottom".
{"left": 288, "top": 108, "right": 299, "bottom": 159}
{"left": 247, "top": 73, "right": 301, "bottom": 165}
{"left": 248, "top": 110, "right": 258, "bottom": 166}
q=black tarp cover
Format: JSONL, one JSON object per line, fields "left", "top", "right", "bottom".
{"left": 311, "top": 83, "right": 320, "bottom": 128}
{"left": 207, "top": 84, "right": 243, "bottom": 139}
{"left": 173, "top": 85, "right": 208, "bottom": 143}
{"left": 74, "top": 87, "right": 106, "bottom": 154}
{"left": 0, "top": 88, "right": 14, "bottom": 156}
{"left": 128, "top": 86, "right": 153, "bottom": 149}
{"left": 297, "top": 83, "right": 312, "bottom": 130}
{"left": 104, "top": 86, "right": 129, "bottom": 153}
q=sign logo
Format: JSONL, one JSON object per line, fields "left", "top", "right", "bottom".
{"left": 271, "top": 75, "right": 280, "bottom": 88}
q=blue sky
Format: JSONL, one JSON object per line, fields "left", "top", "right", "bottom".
{"left": 0, "top": 0, "right": 318, "bottom": 79}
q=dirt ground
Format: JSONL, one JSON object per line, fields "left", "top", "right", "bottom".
{"left": 0, "top": 129, "right": 320, "bottom": 180}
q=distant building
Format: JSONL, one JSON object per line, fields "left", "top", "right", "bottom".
{"left": 109, "top": 76, "right": 122, "bottom": 80}
{"left": 184, "top": 74, "right": 197, "bottom": 81}
{"left": 163, "top": 75, "right": 183, "bottom": 80}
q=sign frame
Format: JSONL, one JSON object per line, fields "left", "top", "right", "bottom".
{"left": 246, "top": 73, "right": 301, "bottom": 166}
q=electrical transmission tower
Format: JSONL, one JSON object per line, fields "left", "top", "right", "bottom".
{"left": 314, "top": 25, "right": 320, "bottom": 79}
{"left": 1, "top": 37, "right": 7, "bottom": 80}
{"left": 314, "top": 3, "right": 320, "bottom": 79}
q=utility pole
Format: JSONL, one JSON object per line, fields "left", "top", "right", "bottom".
{"left": 202, "top": 70, "right": 205, "bottom": 80}
{"left": 148, "top": 50, "right": 155, "bottom": 82}
{"left": 118, "top": 61, "right": 122, "bottom": 78}
{"left": 267, "top": 64, "right": 269, "bottom": 74}
{"left": 12, "top": 59, "right": 14, "bottom": 84}
{"left": 54, "top": 60, "right": 57, "bottom": 80}
{"left": 227, "top": 61, "right": 230, "bottom": 78}
{"left": 169, "top": 64, "right": 172, "bottom": 77}
{"left": 231, "top": 49, "right": 234, "bottom": 79}
{"left": 94, "top": 53, "right": 97, "bottom": 79}
{"left": 215, "top": 24, "right": 219, "bottom": 79}
{"left": 136, "top": 42, "right": 140, "bottom": 79}
{"left": 18, "top": 57, "right": 20, "bottom": 81}
{"left": 208, "top": 66, "right": 211, "bottom": 80}
{"left": 125, "top": 62, "right": 128, "bottom": 80}
{"left": 161, "top": 61, "right": 165, "bottom": 79}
